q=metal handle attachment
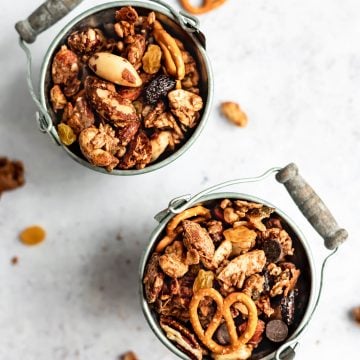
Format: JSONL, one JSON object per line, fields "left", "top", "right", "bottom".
{"left": 15, "top": 0, "right": 83, "bottom": 43}
{"left": 276, "top": 163, "right": 348, "bottom": 250}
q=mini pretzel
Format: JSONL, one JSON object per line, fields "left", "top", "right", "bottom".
{"left": 180, "top": 0, "right": 227, "bottom": 15}
{"left": 189, "top": 288, "right": 258, "bottom": 355}
{"left": 155, "top": 205, "right": 211, "bottom": 252}
{"left": 153, "top": 21, "right": 185, "bottom": 80}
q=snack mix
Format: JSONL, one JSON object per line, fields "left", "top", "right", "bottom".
{"left": 143, "top": 199, "right": 301, "bottom": 359}
{"left": 49, "top": 6, "right": 203, "bottom": 171}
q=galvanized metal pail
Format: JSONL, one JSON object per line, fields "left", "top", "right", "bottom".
{"left": 139, "top": 163, "right": 348, "bottom": 360}
{"left": 15, "top": 0, "right": 213, "bottom": 175}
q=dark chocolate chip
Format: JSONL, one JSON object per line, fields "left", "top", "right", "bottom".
{"left": 265, "top": 319, "right": 289, "bottom": 342}
{"left": 215, "top": 323, "right": 230, "bottom": 345}
{"left": 262, "top": 239, "right": 282, "bottom": 263}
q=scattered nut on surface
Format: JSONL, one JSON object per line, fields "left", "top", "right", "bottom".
{"left": 220, "top": 101, "right": 248, "bottom": 127}
{"left": 352, "top": 307, "right": 360, "bottom": 324}
{"left": 19, "top": 226, "right": 46, "bottom": 246}
{"left": 120, "top": 351, "right": 138, "bottom": 360}
{"left": 0, "top": 157, "right": 25, "bottom": 195}
{"left": 11, "top": 256, "right": 19, "bottom": 265}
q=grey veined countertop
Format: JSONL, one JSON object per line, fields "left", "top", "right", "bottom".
{"left": 0, "top": 0, "right": 359, "bottom": 359}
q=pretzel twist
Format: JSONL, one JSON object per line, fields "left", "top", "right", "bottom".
{"left": 189, "top": 288, "right": 258, "bottom": 355}
{"left": 180, "top": 0, "right": 227, "bottom": 15}
{"left": 155, "top": 206, "right": 211, "bottom": 252}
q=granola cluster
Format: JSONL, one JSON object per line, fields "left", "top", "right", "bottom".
{"left": 49, "top": 6, "right": 203, "bottom": 171}
{"left": 143, "top": 199, "right": 301, "bottom": 359}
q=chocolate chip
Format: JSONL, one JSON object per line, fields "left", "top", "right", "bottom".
{"left": 215, "top": 323, "right": 230, "bottom": 345}
{"left": 265, "top": 319, "right": 288, "bottom": 342}
{"left": 261, "top": 239, "right": 282, "bottom": 263}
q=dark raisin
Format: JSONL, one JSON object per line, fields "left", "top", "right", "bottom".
{"left": 144, "top": 75, "right": 176, "bottom": 104}
{"left": 281, "top": 290, "right": 296, "bottom": 325}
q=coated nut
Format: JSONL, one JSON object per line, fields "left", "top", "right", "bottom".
{"left": 88, "top": 52, "right": 142, "bottom": 87}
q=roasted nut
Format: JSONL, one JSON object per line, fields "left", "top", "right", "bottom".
{"left": 119, "top": 131, "right": 152, "bottom": 169}
{"left": 239, "top": 320, "right": 265, "bottom": 348}
{"left": 150, "top": 131, "right": 171, "bottom": 162}
{"left": 242, "top": 274, "right": 265, "bottom": 300}
{"left": 159, "top": 241, "right": 189, "bottom": 278}
{"left": 168, "top": 89, "right": 203, "bottom": 128}
{"left": 246, "top": 206, "right": 274, "bottom": 232}
{"left": 160, "top": 317, "right": 203, "bottom": 360}
{"left": 67, "top": 28, "right": 106, "bottom": 55}
{"left": 143, "top": 253, "right": 164, "bottom": 303}
{"left": 259, "top": 227, "right": 294, "bottom": 257}
{"left": 352, "top": 307, "right": 360, "bottom": 324}
{"left": 85, "top": 76, "right": 138, "bottom": 125}
{"left": 0, "top": 157, "right": 24, "bottom": 195}
{"left": 57, "top": 123, "right": 76, "bottom": 145}
{"left": 52, "top": 45, "right": 79, "bottom": 85}
{"left": 125, "top": 34, "right": 146, "bottom": 69}
{"left": 120, "top": 351, "right": 138, "bottom": 360}
{"left": 50, "top": 85, "right": 67, "bottom": 112}
{"left": 142, "top": 44, "right": 162, "bottom": 74}
{"left": 79, "top": 124, "right": 121, "bottom": 171}
{"left": 117, "top": 121, "right": 140, "bottom": 146}
{"left": 153, "top": 21, "right": 185, "bottom": 80}
{"left": 115, "top": 6, "right": 139, "bottom": 23}
{"left": 63, "top": 96, "right": 95, "bottom": 135}
{"left": 183, "top": 220, "right": 215, "bottom": 269}
{"left": 88, "top": 52, "right": 142, "bottom": 87}
{"left": 221, "top": 102, "right": 248, "bottom": 127}
{"left": 213, "top": 345, "right": 253, "bottom": 360}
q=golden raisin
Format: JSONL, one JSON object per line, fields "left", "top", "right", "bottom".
{"left": 142, "top": 44, "right": 162, "bottom": 74}
{"left": 57, "top": 123, "right": 76, "bottom": 145}
{"left": 193, "top": 269, "right": 215, "bottom": 292}
{"left": 220, "top": 101, "right": 248, "bottom": 127}
{"left": 19, "top": 226, "right": 46, "bottom": 246}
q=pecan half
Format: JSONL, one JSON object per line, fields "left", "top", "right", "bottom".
{"left": 143, "top": 253, "right": 164, "bottom": 304}
{"left": 160, "top": 317, "right": 203, "bottom": 360}
{"left": 51, "top": 45, "right": 79, "bottom": 86}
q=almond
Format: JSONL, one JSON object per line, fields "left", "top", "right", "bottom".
{"left": 88, "top": 52, "right": 142, "bottom": 87}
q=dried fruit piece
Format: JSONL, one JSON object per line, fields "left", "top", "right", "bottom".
{"left": 144, "top": 74, "right": 176, "bottom": 104}
{"left": 88, "top": 52, "right": 142, "bottom": 87}
{"left": 57, "top": 123, "right": 76, "bottom": 145}
{"left": 0, "top": 157, "right": 24, "bottom": 195}
{"left": 265, "top": 319, "right": 288, "bottom": 342}
{"left": 221, "top": 102, "right": 248, "bottom": 127}
{"left": 142, "top": 44, "right": 162, "bottom": 74}
{"left": 193, "top": 269, "right": 215, "bottom": 292}
{"left": 19, "top": 226, "right": 46, "bottom": 246}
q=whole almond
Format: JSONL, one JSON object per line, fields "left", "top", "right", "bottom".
{"left": 88, "top": 52, "right": 142, "bottom": 87}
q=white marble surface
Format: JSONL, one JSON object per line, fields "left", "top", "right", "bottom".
{"left": 1, "top": 0, "right": 359, "bottom": 359}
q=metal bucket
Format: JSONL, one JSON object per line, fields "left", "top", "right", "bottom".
{"left": 15, "top": 0, "right": 213, "bottom": 175}
{"left": 139, "top": 163, "right": 348, "bottom": 360}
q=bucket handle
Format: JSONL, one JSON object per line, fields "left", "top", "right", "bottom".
{"left": 157, "top": 163, "right": 348, "bottom": 250}
{"left": 15, "top": 0, "right": 83, "bottom": 44}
